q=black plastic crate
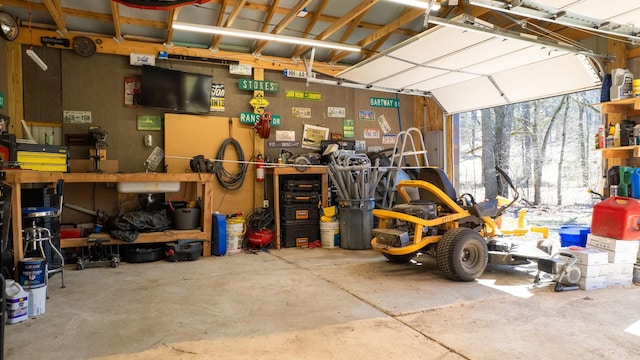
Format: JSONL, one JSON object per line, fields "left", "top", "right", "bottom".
{"left": 284, "top": 179, "right": 321, "bottom": 192}
{"left": 281, "top": 203, "right": 320, "bottom": 221}
{"left": 281, "top": 220, "right": 320, "bottom": 248}
{"left": 281, "top": 191, "right": 319, "bottom": 204}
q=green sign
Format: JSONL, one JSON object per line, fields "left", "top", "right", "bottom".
{"left": 370, "top": 97, "right": 399, "bottom": 108}
{"left": 0, "top": 92, "right": 4, "bottom": 108}
{"left": 137, "top": 115, "right": 162, "bottom": 130}
{"left": 239, "top": 112, "right": 281, "bottom": 126}
{"left": 285, "top": 90, "right": 323, "bottom": 101}
{"left": 238, "top": 79, "right": 279, "bottom": 92}
{"left": 343, "top": 119, "right": 355, "bottom": 138}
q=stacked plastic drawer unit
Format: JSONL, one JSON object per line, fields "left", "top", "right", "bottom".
{"left": 280, "top": 177, "right": 321, "bottom": 247}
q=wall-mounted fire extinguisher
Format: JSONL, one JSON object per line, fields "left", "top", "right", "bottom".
{"left": 256, "top": 154, "right": 265, "bottom": 182}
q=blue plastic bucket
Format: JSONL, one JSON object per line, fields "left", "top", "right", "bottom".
{"left": 559, "top": 225, "right": 590, "bottom": 247}
{"left": 18, "top": 257, "right": 47, "bottom": 289}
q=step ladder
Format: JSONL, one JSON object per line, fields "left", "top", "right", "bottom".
{"left": 381, "top": 127, "right": 430, "bottom": 208}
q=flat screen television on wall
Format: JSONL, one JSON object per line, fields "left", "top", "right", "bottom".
{"left": 139, "top": 66, "right": 212, "bottom": 115}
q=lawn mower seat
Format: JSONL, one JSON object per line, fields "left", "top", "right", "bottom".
{"left": 417, "top": 167, "right": 458, "bottom": 205}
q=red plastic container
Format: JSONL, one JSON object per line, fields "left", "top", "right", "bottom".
{"left": 590, "top": 196, "right": 640, "bottom": 240}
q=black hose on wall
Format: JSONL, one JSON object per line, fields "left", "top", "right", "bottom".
{"left": 213, "top": 138, "right": 248, "bottom": 191}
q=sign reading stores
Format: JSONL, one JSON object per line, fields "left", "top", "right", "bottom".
{"left": 370, "top": 97, "right": 399, "bottom": 108}
{"left": 239, "top": 112, "right": 281, "bottom": 126}
{"left": 238, "top": 79, "right": 279, "bottom": 92}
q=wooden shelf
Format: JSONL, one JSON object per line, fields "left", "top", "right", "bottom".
{"left": 597, "top": 145, "right": 640, "bottom": 158}
{"left": 60, "top": 229, "right": 208, "bottom": 248}
{"left": 597, "top": 97, "right": 640, "bottom": 116}
{"left": 5, "top": 170, "right": 216, "bottom": 271}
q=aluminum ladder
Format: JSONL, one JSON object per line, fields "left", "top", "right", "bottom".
{"left": 381, "top": 127, "right": 430, "bottom": 208}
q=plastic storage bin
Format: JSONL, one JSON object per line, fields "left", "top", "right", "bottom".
{"left": 559, "top": 225, "right": 590, "bottom": 247}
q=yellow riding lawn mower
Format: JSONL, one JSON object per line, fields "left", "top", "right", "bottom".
{"left": 372, "top": 166, "right": 552, "bottom": 282}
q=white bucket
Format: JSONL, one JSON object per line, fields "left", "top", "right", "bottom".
{"left": 28, "top": 285, "right": 47, "bottom": 317}
{"left": 5, "top": 279, "right": 29, "bottom": 324}
{"left": 226, "top": 219, "right": 246, "bottom": 254}
{"left": 320, "top": 221, "right": 340, "bottom": 248}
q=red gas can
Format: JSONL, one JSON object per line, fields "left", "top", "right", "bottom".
{"left": 590, "top": 196, "right": 640, "bottom": 240}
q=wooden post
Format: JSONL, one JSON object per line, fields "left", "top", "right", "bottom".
{"left": 253, "top": 68, "right": 266, "bottom": 209}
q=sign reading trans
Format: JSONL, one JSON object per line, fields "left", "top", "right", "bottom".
{"left": 370, "top": 97, "right": 399, "bottom": 108}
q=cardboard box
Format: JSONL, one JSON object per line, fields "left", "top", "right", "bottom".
{"left": 579, "top": 276, "right": 607, "bottom": 290}
{"left": 606, "top": 274, "right": 633, "bottom": 288}
{"left": 577, "top": 263, "right": 608, "bottom": 278}
{"left": 607, "top": 249, "right": 638, "bottom": 264}
{"left": 564, "top": 247, "right": 609, "bottom": 266}
{"left": 608, "top": 263, "right": 634, "bottom": 276}
{"left": 587, "top": 234, "right": 640, "bottom": 253}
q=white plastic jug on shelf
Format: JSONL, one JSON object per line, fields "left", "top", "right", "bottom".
{"left": 610, "top": 68, "right": 634, "bottom": 101}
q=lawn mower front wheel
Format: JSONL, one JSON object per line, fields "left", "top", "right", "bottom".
{"left": 436, "top": 228, "right": 488, "bottom": 282}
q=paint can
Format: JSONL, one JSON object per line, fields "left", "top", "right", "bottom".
{"left": 18, "top": 257, "right": 47, "bottom": 289}
{"left": 28, "top": 285, "right": 47, "bottom": 317}
{"left": 320, "top": 221, "right": 340, "bottom": 248}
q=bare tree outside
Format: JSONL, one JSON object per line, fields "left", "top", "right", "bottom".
{"left": 456, "top": 90, "right": 602, "bottom": 227}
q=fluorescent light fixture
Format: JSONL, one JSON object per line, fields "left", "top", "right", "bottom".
{"left": 384, "top": 0, "right": 442, "bottom": 11}
{"left": 172, "top": 22, "right": 361, "bottom": 53}
{"left": 26, "top": 48, "right": 48, "bottom": 71}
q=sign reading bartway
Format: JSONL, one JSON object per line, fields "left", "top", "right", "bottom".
{"left": 239, "top": 112, "right": 281, "bottom": 126}
{"left": 238, "top": 79, "right": 279, "bottom": 92}
{"left": 370, "top": 97, "right": 400, "bottom": 108}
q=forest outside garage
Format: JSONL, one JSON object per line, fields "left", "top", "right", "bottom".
{"left": 454, "top": 89, "right": 602, "bottom": 232}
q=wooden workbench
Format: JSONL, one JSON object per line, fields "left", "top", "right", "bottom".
{"left": 5, "top": 171, "right": 216, "bottom": 270}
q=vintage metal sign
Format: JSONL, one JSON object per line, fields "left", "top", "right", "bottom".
{"left": 249, "top": 94, "right": 270, "bottom": 114}
{"left": 63, "top": 110, "right": 92, "bottom": 123}
{"left": 239, "top": 112, "right": 281, "bottom": 126}
{"left": 210, "top": 83, "right": 225, "bottom": 112}
{"left": 283, "top": 69, "right": 316, "bottom": 79}
{"left": 238, "top": 79, "right": 279, "bottom": 92}
{"left": 285, "top": 90, "right": 323, "bottom": 101}
{"left": 370, "top": 97, "right": 400, "bottom": 108}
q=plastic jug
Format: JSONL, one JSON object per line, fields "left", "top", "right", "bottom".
{"left": 4, "top": 279, "right": 29, "bottom": 324}
{"left": 619, "top": 166, "right": 634, "bottom": 197}
{"left": 610, "top": 68, "right": 634, "bottom": 101}
{"left": 632, "top": 168, "right": 640, "bottom": 199}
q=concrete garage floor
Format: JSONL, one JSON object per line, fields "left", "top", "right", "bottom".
{"left": 4, "top": 247, "right": 640, "bottom": 360}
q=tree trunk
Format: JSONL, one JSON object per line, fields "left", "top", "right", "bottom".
{"left": 557, "top": 96, "right": 570, "bottom": 205}
{"left": 481, "top": 108, "right": 498, "bottom": 199}
{"left": 496, "top": 105, "right": 513, "bottom": 197}
{"left": 533, "top": 96, "right": 566, "bottom": 204}
{"left": 519, "top": 103, "right": 532, "bottom": 200}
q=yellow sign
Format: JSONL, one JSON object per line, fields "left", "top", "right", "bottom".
{"left": 250, "top": 94, "right": 270, "bottom": 114}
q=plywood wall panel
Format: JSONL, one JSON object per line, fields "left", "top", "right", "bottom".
{"left": 164, "top": 114, "right": 256, "bottom": 215}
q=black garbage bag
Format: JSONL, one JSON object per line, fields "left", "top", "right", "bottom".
{"left": 108, "top": 209, "right": 171, "bottom": 243}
